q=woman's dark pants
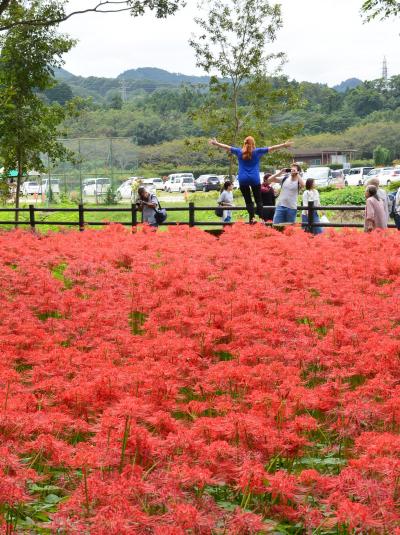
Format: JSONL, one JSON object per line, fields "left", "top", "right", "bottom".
{"left": 240, "top": 184, "right": 263, "bottom": 220}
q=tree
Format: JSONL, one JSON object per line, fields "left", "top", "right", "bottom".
{"left": 0, "top": 0, "right": 186, "bottom": 31}
{"left": 0, "top": 1, "right": 76, "bottom": 221}
{"left": 373, "top": 145, "right": 392, "bottom": 165}
{"left": 189, "top": 0, "right": 300, "bottom": 173}
{"left": 361, "top": 0, "right": 400, "bottom": 20}
{"left": 44, "top": 81, "right": 74, "bottom": 105}
{"left": 110, "top": 94, "right": 123, "bottom": 110}
{"left": 343, "top": 84, "right": 383, "bottom": 117}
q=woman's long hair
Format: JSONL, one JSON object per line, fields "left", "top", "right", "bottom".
{"left": 242, "top": 136, "right": 256, "bottom": 161}
{"left": 220, "top": 180, "right": 232, "bottom": 193}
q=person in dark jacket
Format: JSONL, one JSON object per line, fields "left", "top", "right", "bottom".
{"left": 260, "top": 173, "right": 276, "bottom": 222}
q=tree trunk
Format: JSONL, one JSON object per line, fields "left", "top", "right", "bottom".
{"left": 229, "top": 82, "right": 240, "bottom": 180}
{"left": 15, "top": 154, "right": 22, "bottom": 227}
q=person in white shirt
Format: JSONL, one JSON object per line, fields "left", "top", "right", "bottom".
{"left": 217, "top": 180, "right": 234, "bottom": 222}
{"left": 302, "top": 179, "right": 323, "bottom": 234}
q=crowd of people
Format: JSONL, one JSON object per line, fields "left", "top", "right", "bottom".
{"left": 136, "top": 135, "right": 399, "bottom": 232}
{"left": 210, "top": 136, "right": 398, "bottom": 233}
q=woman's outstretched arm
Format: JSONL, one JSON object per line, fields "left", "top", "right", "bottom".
{"left": 208, "top": 138, "right": 232, "bottom": 152}
{"left": 268, "top": 141, "right": 293, "bottom": 153}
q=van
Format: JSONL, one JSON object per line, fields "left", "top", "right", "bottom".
{"left": 39, "top": 179, "right": 60, "bottom": 194}
{"left": 345, "top": 167, "right": 374, "bottom": 186}
{"left": 165, "top": 173, "right": 196, "bottom": 193}
{"left": 83, "top": 178, "right": 111, "bottom": 196}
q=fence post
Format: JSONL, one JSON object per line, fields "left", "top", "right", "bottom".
{"left": 131, "top": 203, "right": 137, "bottom": 230}
{"left": 78, "top": 203, "right": 85, "bottom": 232}
{"left": 189, "top": 202, "right": 195, "bottom": 227}
{"left": 307, "top": 200, "right": 314, "bottom": 233}
{"left": 29, "top": 204, "right": 35, "bottom": 232}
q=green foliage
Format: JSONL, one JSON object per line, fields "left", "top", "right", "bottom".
{"left": 103, "top": 186, "right": 118, "bottom": 205}
{"left": 0, "top": 0, "right": 187, "bottom": 31}
{"left": 373, "top": 145, "right": 392, "bottom": 165}
{"left": 319, "top": 187, "right": 366, "bottom": 206}
{"left": 295, "top": 121, "right": 400, "bottom": 160}
{"left": 0, "top": 1, "right": 77, "bottom": 213}
{"left": 386, "top": 179, "right": 400, "bottom": 191}
{"left": 189, "top": 0, "right": 301, "bottom": 170}
{"left": 129, "top": 311, "right": 147, "bottom": 335}
{"left": 44, "top": 81, "right": 74, "bottom": 105}
{"left": 362, "top": 0, "right": 400, "bottom": 20}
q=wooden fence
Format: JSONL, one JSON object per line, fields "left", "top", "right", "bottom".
{"left": 0, "top": 202, "right": 398, "bottom": 231}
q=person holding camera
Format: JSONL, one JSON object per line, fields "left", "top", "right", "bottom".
{"left": 136, "top": 186, "right": 159, "bottom": 227}
{"left": 267, "top": 164, "right": 304, "bottom": 225}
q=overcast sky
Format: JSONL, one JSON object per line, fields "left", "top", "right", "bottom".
{"left": 60, "top": 0, "right": 400, "bottom": 86}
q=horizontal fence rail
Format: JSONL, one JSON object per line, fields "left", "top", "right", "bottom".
{"left": 0, "top": 201, "right": 397, "bottom": 231}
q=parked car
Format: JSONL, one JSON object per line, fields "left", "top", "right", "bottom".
{"left": 344, "top": 167, "right": 374, "bottom": 186}
{"left": 165, "top": 173, "right": 196, "bottom": 193}
{"left": 195, "top": 175, "right": 221, "bottom": 192}
{"left": 83, "top": 178, "right": 111, "bottom": 196}
{"left": 365, "top": 167, "right": 400, "bottom": 186}
{"left": 303, "top": 167, "right": 333, "bottom": 188}
{"left": 151, "top": 178, "right": 164, "bottom": 190}
{"left": 116, "top": 179, "right": 133, "bottom": 201}
{"left": 21, "top": 181, "right": 40, "bottom": 195}
{"left": 39, "top": 178, "right": 60, "bottom": 194}
{"left": 140, "top": 179, "right": 156, "bottom": 192}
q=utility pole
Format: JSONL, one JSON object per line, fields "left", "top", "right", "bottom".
{"left": 382, "top": 56, "right": 388, "bottom": 81}
{"left": 120, "top": 79, "right": 127, "bottom": 102}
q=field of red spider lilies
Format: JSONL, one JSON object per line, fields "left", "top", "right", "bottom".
{"left": 0, "top": 224, "right": 400, "bottom": 534}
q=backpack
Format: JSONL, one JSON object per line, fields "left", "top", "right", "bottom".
{"left": 388, "top": 190, "right": 398, "bottom": 219}
{"left": 153, "top": 199, "right": 167, "bottom": 224}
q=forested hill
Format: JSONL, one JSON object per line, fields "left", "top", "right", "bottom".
{"left": 53, "top": 66, "right": 362, "bottom": 103}
{"left": 118, "top": 67, "right": 211, "bottom": 85}
{"left": 48, "top": 67, "right": 400, "bottom": 161}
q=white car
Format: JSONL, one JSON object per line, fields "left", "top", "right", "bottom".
{"left": 345, "top": 167, "right": 374, "bottom": 186}
{"left": 116, "top": 179, "right": 133, "bottom": 201}
{"left": 150, "top": 178, "right": 164, "bottom": 190}
{"left": 140, "top": 179, "right": 156, "bottom": 193}
{"left": 21, "top": 181, "right": 40, "bottom": 195}
{"left": 365, "top": 168, "right": 400, "bottom": 186}
{"left": 165, "top": 173, "right": 196, "bottom": 193}
{"left": 39, "top": 179, "right": 60, "bottom": 194}
{"left": 303, "top": 167, "right": 332, "bottom": 188}
{"left": 83, "top": 178, "right": 111, "bottom": 196}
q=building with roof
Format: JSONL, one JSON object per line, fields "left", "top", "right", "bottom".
{"left": 292, "top": 149, "right": 358, "bottom": 167}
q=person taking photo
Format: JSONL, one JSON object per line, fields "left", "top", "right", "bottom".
{"left": 136, "top": 186, "right": 159, "bottom": 227}
{"left": 267, "top": 164, "right": 304, "bottom": 225}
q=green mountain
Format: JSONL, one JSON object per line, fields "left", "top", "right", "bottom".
{"left": 333, "top": 78, "right": 362, "bottom": 93}
{"left": 118, "top": 67, "right": 210, "bottom": 85}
